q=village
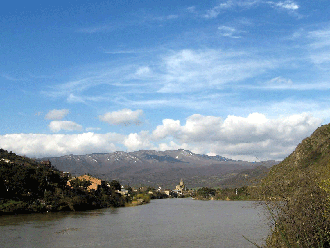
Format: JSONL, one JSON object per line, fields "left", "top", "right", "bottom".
{"left": 1, "top": 156, "right": 250, "bottom": 209}
{"left": 72, "top": 174, "right": 192, "bottom": 200}
{"left": 1, "top": 157, "right": 191, "bottom": 201}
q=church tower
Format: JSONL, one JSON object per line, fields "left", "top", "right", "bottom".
{"left": 176, "top": 178, "right": 186, "bottom": 191}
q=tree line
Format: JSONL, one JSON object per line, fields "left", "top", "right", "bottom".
{"left": 193, "top": 186, "right": 252, "bottom": 200}
{"left": 0, "top": 149, "right": 126, "bottom": 214}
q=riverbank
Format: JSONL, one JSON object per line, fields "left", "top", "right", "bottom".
{"left": 125, "top": 199, "right": 147, "bottom": 207}
{"left": 192, "top": 186, "right": 258, "bottom": 201}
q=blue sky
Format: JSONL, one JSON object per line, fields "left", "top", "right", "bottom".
{"left": 1, "top": 0, "right": 330, "bottom": 161}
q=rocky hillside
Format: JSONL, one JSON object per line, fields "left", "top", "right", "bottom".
{"left": 259, "top": 124, "right": 330, "bottom": 247}
{"left": 261, "top": 123, "right": 330, "bottom": 197}
{"left": 43, "top": 149, "right": 277, "bottom": 189}
{"left": 218, "top": 165, "right": 270, "bottom": 189}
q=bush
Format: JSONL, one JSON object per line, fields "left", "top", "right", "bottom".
{"left": 262, "top": 169, "right": 330, "bottom": 248}
{"left": 0, "top": 200, "right": 29, "bottom": 214}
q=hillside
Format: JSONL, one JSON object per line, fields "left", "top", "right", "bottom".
{"left": 261, "top": 123, "right": 330, "bottom": 197}
{"left": 218, "top": 165, "right": 270, "bottom": 189}
{"left": 43, "top": 149, "right": 277, "bottom": 189}
{"left": 259, "top": 124, "right": 330, "bottom": 247}
{"left": 0, "top": 149, "right": 126, "bottom": 214}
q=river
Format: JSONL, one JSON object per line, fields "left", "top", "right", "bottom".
{"left": 0, "top": 198, "right": 269, "bottom": 248}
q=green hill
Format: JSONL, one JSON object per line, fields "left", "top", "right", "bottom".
{"left": 218, "top": 165, "right": 270, "bottom": 189}
{"left": 259, "top": 124, "right": 330, "bottom": 247}
{"left": 0, "top": 149, "right": 126, "bottom": 214}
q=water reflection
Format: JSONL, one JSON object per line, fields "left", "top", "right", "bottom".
{"left": 0, "top": 207, "right": 121, "bottom": 226}
{"left": 1, "top": 199, "right": 269, "bottom": 248}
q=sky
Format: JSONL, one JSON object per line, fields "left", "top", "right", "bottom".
{"left": 1, "top": 0, "right": 330, "bottom": 161}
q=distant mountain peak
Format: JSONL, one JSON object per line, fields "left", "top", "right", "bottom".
{"left": 41, "top": 149, "right": 278, "bottom": 189}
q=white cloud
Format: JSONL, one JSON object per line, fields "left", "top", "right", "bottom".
{"left": 237, "top": 76, "right": 330, "bottom": 91}
{"left": 262, "top": 100, "right": 330, "bottom": 121}
{"left": 67, "top": 94, "right": 86, "bottom": 103}
{"left": 275, "top": 1, "right": 299, "bottom": 10}
{"left": 45, "top": 47, "right": 281, "bottom": 107}
{"left": 0, "top": 113, "right": 322, "bottom": 161}
{"left": 99, "top": 109, "right": 143, "bottom": 125}
{"left": 45, "top": 109, "right": 69, "bottom": 120}
{"left": 204, "top": 1, "right": 235, "bottom": 18}
{"left": 0, "top": 133, "right": 123, "bottom": 158}
{"left": 150, "top": 112, "right": 322, "bottom": 161}
{"left": 85, "top": 127, "right": 101, "bottom": 131}
{"left": 308, "top": 28, "right": 330, "bottom": 67}
{"left": 152, "top": 119, "right": 182, "bottom": 140}
{"left": 268, "top": 76, "right": 293, "bottom": 84}
{"left": 218, "top": 26, "right": 242, "bottom": 38}
{"left": 264, "top": 76, "right": 294, "bottom": 89}
{"left": 135, "top": 66, "right": 151, "bottom": 76}
{"left": 1, "top": 73, "right": 21, "bottom": 81}
{"left": 158, "top": 141, "right": 188, "bottom": 151}
{"left": 124, "top": 131, "right": 154, "bottom": 151}
{"left": 157, "top": 49, "right": 277, "bottom": 93}
{"left": 179, "top": 114, "right": 223, "bottom": 141}
{"left": 49, "top": 121, "right": 83, "bottom": 132}
{"left": 309, "top": 29, "right": 330, "bottom": 49}
{"left": 203, "top": 0, "right": 298, "bottom": 19}
{"left": 204, "top": 0, "right": 262, "bottom": 18}
{"left": 310, "top": 53, "right": 330, "bottom": 65}
{"left": 186, "top": 6, "right": 196, "bottom": 13}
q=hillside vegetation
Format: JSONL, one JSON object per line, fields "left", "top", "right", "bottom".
{"left": 259, "top": 124, "right": 330, "bottom": 247}
{"left": 0, "top": 149, "right": 126, "bottom": 214}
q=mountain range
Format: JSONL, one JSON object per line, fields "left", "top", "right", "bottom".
{"left": 43, "top": 149, "right": 277, "bottom": 189}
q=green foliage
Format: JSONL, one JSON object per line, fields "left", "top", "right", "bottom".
{"left": 150, "top": 191, "right": 169, "bottom": 199}
{"left": 0, "top": 200, "right": 29, "bottom": 214}
{"left": 70, "top": 178, "right": 92, "bottom": 191}
{"left": 259, "top": 124, "right": 330, "bottom": 248}
{"left": 193, "top": 186, "right": 252, "bottom": 200}
{"left": 0, "top": 149, "right": 126, "bottom": 215}
{"left": 136, "top": 193, "right": 151, "bottom": 203}
{"left": 195, "top": 187, "right": 216, "bottom": 199}
{"left": 109, "top": 180, "right": 121, "bottom": 191}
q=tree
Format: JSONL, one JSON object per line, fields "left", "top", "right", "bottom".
{"left": 110, "top": 180, "right": 121, "bottom": 191}
{"left": 70, "top": 178, "right": 92, "bottom": 191}
{"left": 196, "top": 187, "right": 216, "bottom": 199}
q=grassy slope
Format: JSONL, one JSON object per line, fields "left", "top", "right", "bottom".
{"left": 261, "top": 124, "right": 330, "bottom": 198}
{"left": 259, "top": 124, "right": 330, "bottom": 247}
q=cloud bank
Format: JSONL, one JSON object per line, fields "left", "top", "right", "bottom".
{"left": 99, "top": 109, "right": 143, "bottom": 125}
{"left": 275, "top": 1, "right": 299, "bottom": 10}
{"left": 204, "top": 0, "right": 299, "bottom": 19}
{"left": 0, "top": 113, "right": 321, "bottom": 161}
{"left": 0, "top": 133, "right": 123, "bottom": 158}
{"left": 45, "top": 109, "right": 69, "bottom": 120}
{"left": 49, "top": 121, "right": 83, "bottom": 133}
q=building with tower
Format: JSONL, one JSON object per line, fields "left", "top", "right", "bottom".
{"left": 175, "top": 178, "right": 187, "bottom": 192}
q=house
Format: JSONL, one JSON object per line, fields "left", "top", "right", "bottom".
{"left": 116, "top": 185, "right": 129, "bottom": 196}
{"left": 164, "top": 189, "right": 172, "bottom": 196}
{"left": 0, "top": 158, "right": 11, "bottom": 163}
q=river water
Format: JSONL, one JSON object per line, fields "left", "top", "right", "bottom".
{"left": 0, "top": 198, "right": 269, "bottom": 248}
